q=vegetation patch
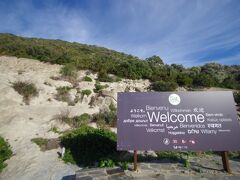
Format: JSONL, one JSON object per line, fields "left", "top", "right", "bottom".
{"left": 54, "top": 110, "right": 91, "bottom": 128}
{"left": 61, "top": 126, "right": 118, "bottom": 166}
{"left": 92, "top": 111, "right": 117, "bottom": 128}
{"left": 150, "top": 81, "right": 178, "bottom": 91}
{"left": 60, "top": 63, "right": 77, "bottom": 83}
{"left": 31, "top": 138, "right": 48, "bottom": 147}
{"left": 1, "top": 34, "right": 240, "bottom": 90}
{"left": 0, "top": 136, "right": 12, "bottom": 172}
{"left": 48, "top": 126, "right": 62, "bottom": 134}
{"left": 234, "top": 91, "right": 240, "bottom": 105}
{"left": 83, "top": 76, "right": 92, "bottom": 82}
{"left": 55, "top": 86, "right": 73, "bottom": 105}
{"left": 12, "top": 81, "right": 38, "bottom": 105}
{"left": 98, "top": 71, "right": 122, "bottom": 82}
{"left": 94, "top": 83, "right": 108, "bottom": 93}
{"left": 31, "top": 137, "right": 60, "bottom": 151}
{"left": 81, "top": 89, "right": 92, "bottom": 97}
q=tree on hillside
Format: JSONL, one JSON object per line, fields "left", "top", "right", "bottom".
{"left": 146, "top": 55, "right": 164, "bottom": 67}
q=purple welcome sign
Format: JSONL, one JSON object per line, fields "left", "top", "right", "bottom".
{"left": 117, "top": 92, "right": 240, "bottom": 151}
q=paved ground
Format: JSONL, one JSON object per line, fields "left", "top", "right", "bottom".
{"left": 73, "top": 155, "right": 240, "bottom": 180}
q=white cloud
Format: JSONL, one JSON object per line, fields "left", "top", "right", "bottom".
{"left": 0, "top": 0, "right": 239, "bottom": 66}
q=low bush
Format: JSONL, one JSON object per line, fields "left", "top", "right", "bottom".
{"left": 83, "top": 76, "right": 92, "bottom": 82}
{"left": 12, "top": 81, "right": 38, "bottom": 104}
{"left": 233, "top": 92, "right": 240, "bottom": 105}
{"left": 99, "top": 159, "right": 115, "bottom": 168}
{"left": 49, "top": 126, "right": 62, "bottom": 134}
{"left": 150, "top": 81, "right": 178, "bottom": 91}
{"left": 54, "top": 110, "right": 91, "bottom": 128}
{"left": 98, "top": 71, "right": 114, "bottom": 82}
{"left": 81, "top": 89, "right": 92, "bottom": 97}
{"left": 93, "top": 111, "right": 117, "bottom": 128}
{"left": 0, "top": 136, "right": 12, "bottom": 172}
{"left": 72, "top": 113, "right": 91, "bottom": 127}
{"left": 94, "top": 83, "right": 108, "bottom": 93}
{"left": 109, "top": 102, "right": 117, "bottom": 112}
{"left": 55, "top": 86, "right": 72, "bottom": 104}
{"left": 118, "top": 161, "right": 129, "bottom": 170}
{"left": 60, "top": 64, "right": 77, "bottom": 78}
{"left": 61, "top": 126, "right": 118, "bottom": 166}
{"left": 155, "top": 151, "right": 183, "bottom": 161}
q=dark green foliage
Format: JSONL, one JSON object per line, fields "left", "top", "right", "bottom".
{"left": 1, "top": 34, "right": 240, "bottom": 89}
{"left": 72, "top": 113, "right": 91, "bottom": 127}
{"left": 222, "top": 77, "right": 240, "bottom": 90}
{"left": 233, "top": 92, "right": 240, "bottom": 105}
{"left": 83, "top": 76, "right": 92, "bottom": 82}
{"left": 99, "top": 159, "right": 115, "bottom": 168}
{"left": 146, "top": 55, "right": 164, "bottom": 67}
{"left": 155, "top": 151, "right": 183, "bottom": 161}
{"left": 150, "top": 81, "right": 178, "bottom": 91}
{"left": 81, "top": 89, "right": 92, "bottom": 97}
{"left": 93, "top": 111, "right": 117, "bottom": 127}
{"left": 61, "top": 126, "right": 118, "bottom": 166}
{"left": 98, "top": 71, "right": 114, "bottom": 82}
{"left": 94, "top": 83, "right": 108, "bottom": 93}
{"left": 193, "top": 74, "right": 215, "bottom": 87}
{"left": 176, "top": 74, "right": 193, "bottom": 87}
{"left": 109, "top": 102, "right": 117, "bottom": 112}
{"left": 0, "top": 136, "right": 12, "bottom": 172}
{"left": 118, "top": 161, "right": 129, "bottom": 170}
{"left": 12, "top": 81, "right": 38, "bottom": 104}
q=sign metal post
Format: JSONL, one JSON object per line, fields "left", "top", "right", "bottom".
{"left": 221, "top": 151, "right": 231, "bottom": 173}
{"left": 133, "top": 150, "right": 138, "bottom": 171}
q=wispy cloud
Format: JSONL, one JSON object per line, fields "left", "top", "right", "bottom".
{"left": 0, "top": 0, "right": 239, "bottom": 66}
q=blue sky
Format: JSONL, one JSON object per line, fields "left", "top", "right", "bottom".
{"left": 0, "top": 0, "right": 240, "bottom": 66}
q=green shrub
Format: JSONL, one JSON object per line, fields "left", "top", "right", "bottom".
{"left": 0, "top": 136, "right": 12, "bottom": 172}
{"left": 55, "top": 86, "right": 72, "bottom": 104}
{"left": 81, "top": 89, "right": 92, "bottom": 97}
{"left": 61, "top": 126, "right": 118, "bottom": 166}
{"left": 98, "top": 71, "right": 114, "bottom": 82}
{"left": 54, "top": 110, "right": 90, "bottom": 128}
{"left": 155, "top": 151, "right": 182, "bottom": 161}
{"left": 109, "top": 102, "right": 117, "bottom": 112}
{"left": 72, "top": 113, "right": 91, "bottom": 127}
{"left": 49, "top": 126, "right": 61, "bottom": 134}
{"left": 193, "top": 74, "right": 215, "bottom": 87}
{"left": 1, "top": 34, "right": 240, "bottom": 90}
{"left": 118, "top": 161, "right": 129, "bottom": 170}
{"left": 150, "top": 81, "right": 178, "bottom": 91}
{"left": 99, "top": 159, "right": 115, "bottom": 168}
{"left": 93, "top": 111, "right": 117, "bottom": 128}
{"left": 183, "top": 159, "right": 190, "bottom": 168}
{"left": 83, "top": 76, "right": 92, "bottom": 82}
{"left": 176, "top": 74, "right": 193, "bottom": 87}
{"left": 60, "top": 64, "right": 77, "bottom": 78}
{"left": 94, "top": 83, "right": 108, "bottom": 93}
{"left": 233, "top": 92, "right": 240, "bottom": 105}
{"left": 12, "top": 81, "right": 38, "bottom": 104}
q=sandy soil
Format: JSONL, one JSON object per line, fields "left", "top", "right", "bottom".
{"left": 0, "top": 56, "right": 150, "bottom": 180}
